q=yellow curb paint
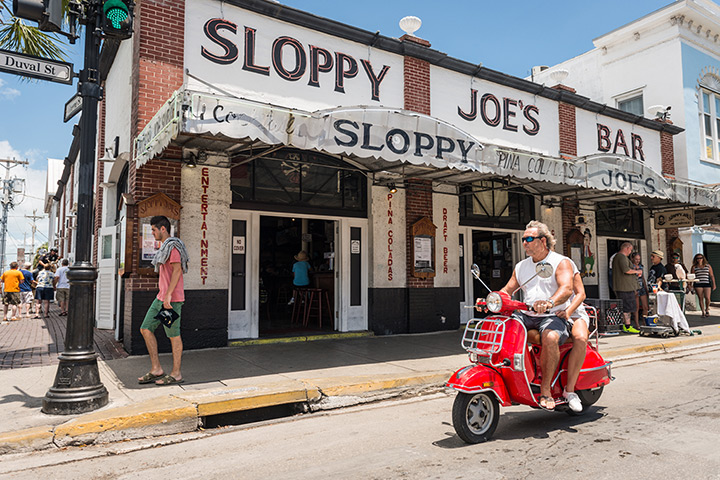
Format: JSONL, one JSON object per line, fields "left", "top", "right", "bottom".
{"left": 229, "top": 331, "right": 373, "bottom": 347}
{"left": 53, "top": 397, "right": 197, "bottom": 439}
{"left": 308, "top": 372, "right": 452, "bottom": 397}
{"left": 604, "top": 333, "right": 720, "bottom": 359}
{"left": 0, "top": 426, "right": 53, "bottom": 452}
{"left": 196, "top": 390, "right": 310, "bottom": 417}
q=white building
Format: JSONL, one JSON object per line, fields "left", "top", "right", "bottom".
{"left": 532, "top": 0, "right": 720, "bottom": 299}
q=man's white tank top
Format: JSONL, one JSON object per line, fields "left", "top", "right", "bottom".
{"left": 514, "top": 250, "right": 571, "bottom": 317}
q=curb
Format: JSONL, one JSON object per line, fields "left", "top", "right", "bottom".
{"left": 2, "top": 332, "right": 720, "bottom": 454}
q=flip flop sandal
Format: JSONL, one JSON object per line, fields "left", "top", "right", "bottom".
{"left": 539, "top": 395, "right": 556, "bottom": 410}
{"left": 155, "top": 374, "right": 184, "bottom": 386}
{"left": 138, "top": 372, "right": 165, "bottom": 384}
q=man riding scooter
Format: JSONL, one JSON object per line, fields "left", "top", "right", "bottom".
{"left": 496, "top": 221, "right": 573, "bottom": 410}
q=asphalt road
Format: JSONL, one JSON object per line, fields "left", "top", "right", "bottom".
{"left": 3, "top": 347, "right": 720, "bottom": 480}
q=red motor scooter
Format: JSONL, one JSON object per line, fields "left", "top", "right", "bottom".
{"left": 447, "top": 262, "right": 613, "bottom": 444}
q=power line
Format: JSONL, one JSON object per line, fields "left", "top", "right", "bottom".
{"left": 0, "top": 158, "right": 30, "bottom": 272}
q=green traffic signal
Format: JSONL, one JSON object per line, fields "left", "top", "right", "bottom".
{"left": 102, "top": 0, "right": 133, "bottom": 40}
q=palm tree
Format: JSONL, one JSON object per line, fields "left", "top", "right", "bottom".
{"left": 0, "top": 0, "right": 67, "bottom": 60}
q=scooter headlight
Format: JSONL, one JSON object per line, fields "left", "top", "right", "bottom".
{"left": 485, "top": 292, "right": 503, "bottom": 313}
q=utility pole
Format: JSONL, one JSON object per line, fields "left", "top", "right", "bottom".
{"left": 0, "top": 158, "right": 29, "bottom": 272}
{"left": 26, "top": 209, "right": 44, "bottom": 261}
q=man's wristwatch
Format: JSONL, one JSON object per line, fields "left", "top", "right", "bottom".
{"left": 547, "top": 299, "right": 555, "bottom": 308}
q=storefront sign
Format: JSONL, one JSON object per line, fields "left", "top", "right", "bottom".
{"left": 387, "top": 193, "right": 395, "bottom": 281}
{"left": 351, "top": 239, "right": 361, "bottom": 254}
{"left": 575, "top": 109, "right": 661, "bottom": 173}
{"left": 184, "top": 93, "right": 484, "bottom": 169}
{"left": 441, "top": 207, "right": 449, "bottom": 275}
{"left": 134, "top": 91, "right": 182, "bottom": 167}
{"left": 654, "top": 210, "right": 695, "bottom": 229}
{"left": 186, "top": 0, "right": 403, "bottom": 110}
{"left": 232, "top": 236, "right": 245, "bottom": 254}
{"left": 199, "top": 167, "right": 210, "bottom": 285}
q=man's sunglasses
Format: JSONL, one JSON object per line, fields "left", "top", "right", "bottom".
{"left": 522, "top": 236, "right": 540, "bottom": 243}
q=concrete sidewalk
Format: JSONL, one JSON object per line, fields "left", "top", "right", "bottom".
{"left": 1, "top": 309, "right": 720, "bottom": 454}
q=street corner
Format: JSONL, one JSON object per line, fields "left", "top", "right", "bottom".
{"left": 52, "top": 396, "right": 198, "bottom": 447}
{"left": 0, "top": 426, "right": 54, "bottom": 455}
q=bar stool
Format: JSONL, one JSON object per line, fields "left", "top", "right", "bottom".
{"left": 291, "top": 288, "right": 309, "bottom": 325}
{"left": 303, "top": 288, "right": 333, "bottom": 328}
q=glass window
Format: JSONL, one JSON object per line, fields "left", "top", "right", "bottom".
{"left": 617, "top": 95, "right": 643, "bottom": 116}
{"left": 595, "top": 201, "right": 644, "bottom": 238}
{"left": 230, "top": 148, "right": 366, "bottom": 216}
{"left": 102, "top": 235, "right": 113, "bottom": 259}
{"left": 700, "top": 88, "right": 720, "bottom": 162}
{"left": 460, "top": 181, "right": 534, "bottom": 228}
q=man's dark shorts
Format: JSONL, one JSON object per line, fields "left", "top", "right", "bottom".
{"left": 616, "top": 291, "right": 637, "bottom": 313}
{"left": 513, "top": 311, "right": 569, "bottom": 344}
{"left": 2, "top": 292, "right": 21, "bottom": 306}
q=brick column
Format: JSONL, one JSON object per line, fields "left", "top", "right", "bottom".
{"left": 93, "top": 99, "right": 106, "bottom": 266}
{"left": 406, "top": 179, "right": 434, "bottom": 288}
{"left": 401, "top": 36, "right": 434, "bottom": 287}
{"left": 555, "top": 84, "right": 577, "bottom": 255}
{"left": 660, "top": 130, "right": 679, "bottom": 255}
{"left": 124, "top": 0, "right": 186, "bottom": 353}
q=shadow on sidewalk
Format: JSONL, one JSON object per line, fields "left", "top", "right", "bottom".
{"left": 102, "top": 329, "right": 467, "bottom": 390}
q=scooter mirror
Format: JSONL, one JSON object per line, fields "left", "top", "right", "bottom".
{"left": 470, "top": 264, "right": 481, "bottom": 281}
{"left": 535, "top": 261, "right": 553, "bottom": 279}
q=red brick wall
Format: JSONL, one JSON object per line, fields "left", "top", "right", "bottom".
{"left": 561, "top": 200, "right": 579, "bottom": 255}
{"left": 405, "top": 179, "right": 434, "bottom": 288}
{"left": 127, "top": 0, "right": 185, "bottom": 281}
{"left": 660, "top": 131, "right": 675, "bottom": 176}
{"left": 660, "top": 130, "right": 677, "bottom": 253}
{"left": 93, "top": 99, "right": 106, "bottom": 266}
{"left": 554, "top": 84, "right": 577, "bottom": 157}
{"left": 402, "top": 37, "right": 433, "bottom": 287}
{"left": 402, "top": 35, "right": 431, "bottom": 115}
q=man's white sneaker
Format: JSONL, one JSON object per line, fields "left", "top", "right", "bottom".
{"left": 564, "top": 391, "right": 582, "bottom": 413}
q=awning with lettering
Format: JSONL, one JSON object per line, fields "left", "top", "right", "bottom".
{"left": 132, "top": 88, "right": 720, "bottom": 211}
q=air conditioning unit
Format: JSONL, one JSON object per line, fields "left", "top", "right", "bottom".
{"left": 575, "top": 215, "right": 586, "bottom": 225}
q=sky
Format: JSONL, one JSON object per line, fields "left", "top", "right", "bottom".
{"left": 0, "top": 0, "right": 696, "bottom": 260}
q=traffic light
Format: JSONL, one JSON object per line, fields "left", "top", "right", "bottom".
{"left": 102, "top": 0, "right": 134, "bottom": 40}
{"left": 12, "top": 0, "right": 63, "bottom": 33}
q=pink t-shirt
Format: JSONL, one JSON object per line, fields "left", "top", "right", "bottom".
{"left": 157, "top": 248, "right": 185, "bottom": 302}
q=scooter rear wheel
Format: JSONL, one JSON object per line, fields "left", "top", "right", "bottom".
{"left": 452, "top": 392, "right": 499, "bottom": 444}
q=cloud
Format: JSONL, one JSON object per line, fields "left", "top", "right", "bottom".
{"left": 0, "top": 141, "right": 50, "bottom": 262}
{"left": 0, "top": 78, "right": 21, "bottom": 100}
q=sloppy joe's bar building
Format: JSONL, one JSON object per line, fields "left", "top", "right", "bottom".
{"left": 89, "top": 0, "right": 719, "bottom": 353}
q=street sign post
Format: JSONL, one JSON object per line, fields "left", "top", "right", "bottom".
{"left": 64, "top": 93, "right": 83, "bottom": 123}
{"left": 0, "top": 48, "right": 73, "bottom": 85}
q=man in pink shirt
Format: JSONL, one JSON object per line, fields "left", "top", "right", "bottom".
{"left": 137, "top": 216, "right": 189, "bottom": 386}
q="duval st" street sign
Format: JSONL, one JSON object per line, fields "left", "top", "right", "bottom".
{"left": 0, "top": 48, "right": 73, "bottom": 85}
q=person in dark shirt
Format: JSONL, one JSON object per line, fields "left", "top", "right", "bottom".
{"left": 647, "top": 250, "right": 667, "bottom": 290}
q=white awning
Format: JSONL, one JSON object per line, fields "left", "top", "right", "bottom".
{"left": 133, "top": 87, "right": 720, "bottom": 210}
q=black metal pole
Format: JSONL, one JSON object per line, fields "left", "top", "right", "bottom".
{"left": 43, "top": 0, "right": 108, "bottom": 415}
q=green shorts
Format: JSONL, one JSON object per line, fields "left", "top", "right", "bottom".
{"left": 140, "top": 298, "right": 183, "bottom": 338}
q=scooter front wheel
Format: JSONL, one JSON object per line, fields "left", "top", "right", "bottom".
{"left": 452, "top": 392, "right": 499, "bottom": 444}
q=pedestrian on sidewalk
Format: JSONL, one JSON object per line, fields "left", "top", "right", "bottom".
{"left": 691, "top": 253, "right": 716, "bottom": 317}
{"left": 648, "top": 250, "right": 667, "bottom": 290}
{"left": 1, "top": 262, "right": 24, "bottom": 321}
{"left": 137, "top": 215, "right": 189, "bottom": 387}
{"left": 632, "top": 252, "right": 649, "bottom": 328}
{"left": 612, "top": 242, "right": 642, "bottom": 334}
{"left": 34, "top": 264, "right": 54, "bottom": 318}
{"left": 18, "top": 262, "right": 34, "bottom": 318}
{"left": 53, "top": 259, "right": 70, "bottom": 316}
